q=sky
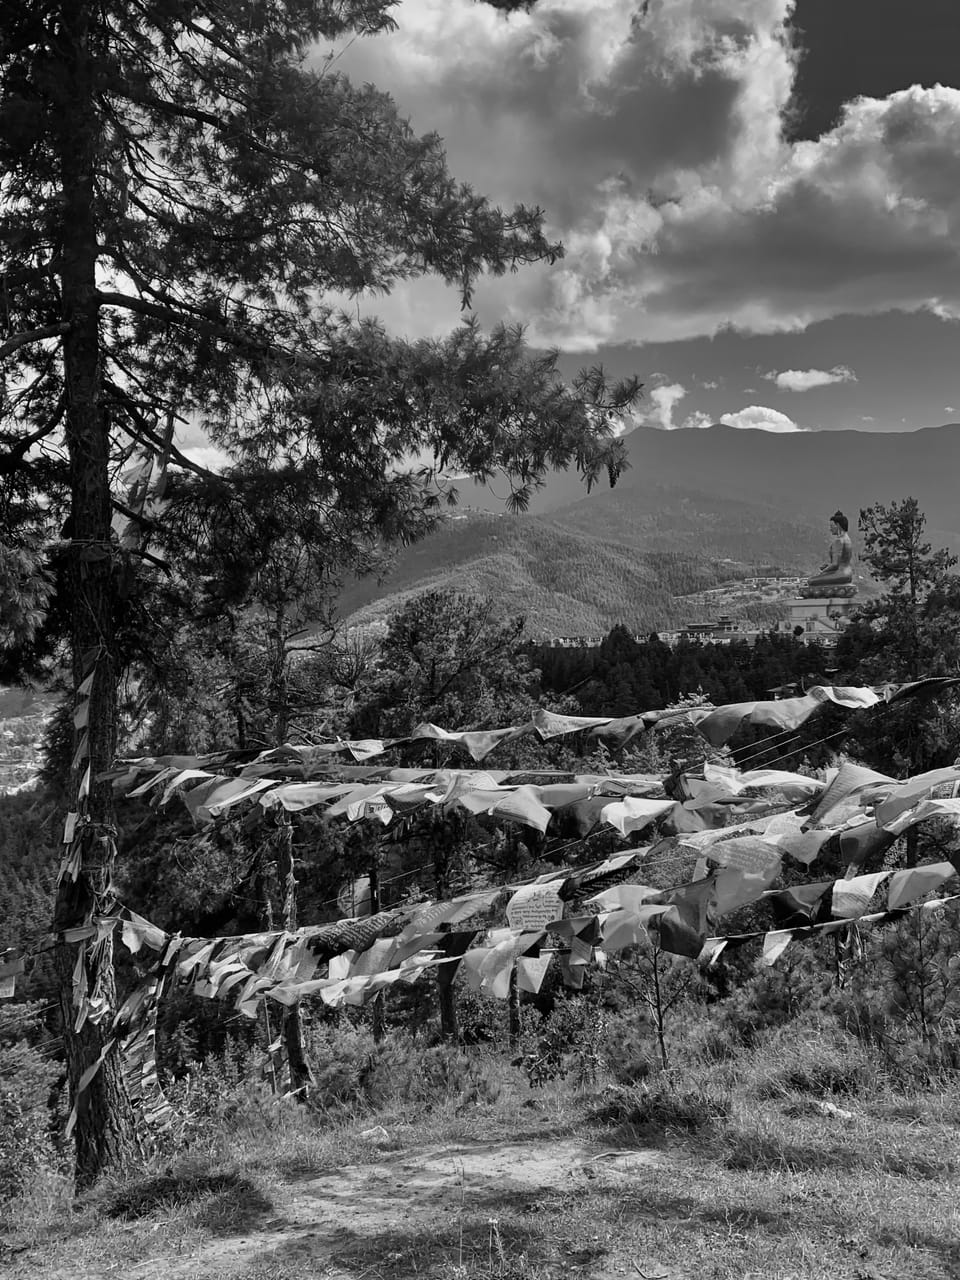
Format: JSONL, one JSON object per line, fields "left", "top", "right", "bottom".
{"left": 314, "top": 0, "right": 960, "bottom": 436}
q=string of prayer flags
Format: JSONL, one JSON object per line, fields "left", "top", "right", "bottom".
{"left": 886, "top": 860, "right": 957, "bottom": 909}
{"left": 801, "top": 762, "right": 893, "bottom": 829}
{"left": 598, "top": 797, "right": 676, "bottom": 837}
{"left": 505, "top": 883, "right": 564, "bottom": 932}
{"left": 517, "top": 953, "right": 553, "bottom": 994}
{"left": 761, "top": 930, "right": 795, "bottom": 967}
{"left": 765, "top": 881, "right": 834, "bottom": 929}
{"left": 831, "top": 870, "right": 892, "bottom": 918}
{"left": 873, "top": 765, "right": 960, "bottom": 827}
{"left": 882, "top": 796, "right": 960, "bottom": 836}
{"left": 700, "top": 893, "right": 960, "bottom": 972}
{"left": 106, "top": 680, "right": 956, "bottom": 791}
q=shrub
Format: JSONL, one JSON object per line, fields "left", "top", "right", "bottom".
{"left": 593, "top": 1074, "right": 730, "bottom": 1139}
{"left": 825, "top": 904, "right": 960, "bottom": 1084}
{"left": 362, "top": 1037, "right": 504, "bottom": 1109}
{"left": 0, "top": 1005, "right": 62, "bottom": 1202}
{"left": 161, "top": 1036, "right": 275, "bottom": 1148}
{"left": 705, "top": 948, "right": 829, "bottom": 1050}
{"left": 518, "top": 992, "right": 606, "bottom": 1088}
{"left": 751, "top": 1018, "right": 878, "bottom": 1100}
{"left": 600, "top": 1010, "right": 653, "bottom": 1086}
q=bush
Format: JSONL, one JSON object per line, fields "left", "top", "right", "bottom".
{"left": 306, "top": 1022, "right": 378, "bottom": 1110}
{"left": 600, "top": 1011, "right": 653, "bottom": 1086}
{"left": 825, "top": 904, "right": 960, "bottom": 1084}
{"left": 593, "top": 1074, "right": 730, "bottom": 1138}
{"left": 518, "top": 992, "right": 606, "bottom": 1088}
{"left": 362, "top": 1037, "right": 504, "bottom": 1109}
{"left": 704, "top": 948, "right": 829, "bottom": 1051}
{"left": 0, "top": 1005, "right": 62, "bottom": 1202}
{"left": 161, "top": 1037, "right": 275, "bottom": 1148}
{"left": 751, "top": 1018, "right": 878, "bottom": 1100}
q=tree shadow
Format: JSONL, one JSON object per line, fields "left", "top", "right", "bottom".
{"left": 250, "top": 1186, "right": 595, "bottom": 1280}
{"left": 592, "top": 1185, "right": 794, "bottom": 1235}
{"left": 722, "top": 1135, "right": 956, "bottom": 1180}
{"left": 104, "top": 1169, "right": 275, "bottom": 1234}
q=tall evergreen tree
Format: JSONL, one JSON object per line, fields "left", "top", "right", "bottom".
{"left": 838, "top": 499, "right": 960, "bottom": 837}
{"left": 0, "top": 0, "right": 639, "bottom": 1185}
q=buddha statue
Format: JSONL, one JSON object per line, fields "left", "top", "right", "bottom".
{"left": 800, "top": 510, "right": 857, "bottom": 599}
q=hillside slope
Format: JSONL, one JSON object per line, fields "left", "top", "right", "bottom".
{"left": 338, "top": 515, "right": 788, "bottom": 637}
{"left": 345, "top": 424, "right": 956, "bottom": 636}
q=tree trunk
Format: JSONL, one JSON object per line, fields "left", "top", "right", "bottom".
{"left": 904, "top": 825, "right": 919, "bottom": 870}
{"left": 434, "top": 835, "right": 460, "bottom": 1040}
{"left": 52, "top": 3, "right": 139, "bottom": 1188}
{"left": 269, "top": 609, "right": 290, "bottom": 745}
{"left": 438, "top": 978, "right": 460, "bottom": 1042}
{"left": 508, "top": 966, "right": 521, "bottom": 1049}
{"left": 276, "top": 813, "right": 313, "bottom": 1095}
{"left": 369, "top": 856, "right": 385, "bottom": 1042}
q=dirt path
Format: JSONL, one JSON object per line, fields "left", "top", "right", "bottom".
{"left": 138, "top": 1138, "right": 672, "bottom": 1280}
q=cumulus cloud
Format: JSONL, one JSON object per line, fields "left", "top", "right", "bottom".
{"left": 681, "top": 405, "right": 802, "bottom": 431}
{"left": 720, "top": 405, "right": 803, "bottom": 432}
{"left": 644, "top": 382, "right": 687, "bottom": 429}
{"left": 326, "top": 1, "right": 960, "bottom": 350}
{"left": 764, "top": 366, "right": 858, "bottom": 391}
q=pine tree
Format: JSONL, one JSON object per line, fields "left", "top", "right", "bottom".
{"left": 1, "top": 0, "right": 639, "bottom": 1185}
{"left": 838, "top": 499, "right": 960, "bottom": 862}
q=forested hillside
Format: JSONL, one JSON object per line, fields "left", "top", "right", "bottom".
{"left": 339, "top": 424, "right": 960, "bottom": 633}
{"left": 547, "top": 484, "right": 826, "bottom": 566}
{"left": 337, "top": 513, "right": 793, "bottom": 636}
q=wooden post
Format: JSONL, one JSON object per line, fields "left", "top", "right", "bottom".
{"left": 434, "top": 824, "right": 460, "bottom": 1040}
{"left": 369, "top": 852, "right": 384, "bottom": 1042}
{"left": 508, "top": 965, "right": 521, "bottom": 1049}
{"left": 276, "top": 812, "right": 313, "bottom": 1096}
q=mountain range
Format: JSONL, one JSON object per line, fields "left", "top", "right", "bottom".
{"left": 338, "top": 423, "right": 960, "bottom": 638}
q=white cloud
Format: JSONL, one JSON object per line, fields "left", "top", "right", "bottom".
{"left": 945, "top": 405, "right": 956, "bottom": 413}
{"left": 644, "top": 381, "right": 687, "bottom": 429}
{"left": 678, "top": 404, "right": 802, "bottom": 431}
{"left": 764, "top": 366, "right": 858, "bottom": 392}
{"left": 680, "top": 410, "right": 715, "bottom": 430}
{"left": 721, "top": 405, "right": 802, "bottom": 432}
{"left": 861, "top": 415, "right": 875, "bottom": 422}
{"left": 325, "top": 3, "right": 960, "bottom": 350}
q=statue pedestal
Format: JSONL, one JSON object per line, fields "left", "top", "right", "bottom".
{"left": 781, "top": 596, "right": 857, "bottom": 645}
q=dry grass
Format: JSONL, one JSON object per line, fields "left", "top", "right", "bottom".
{"left": 2, "top": 1038, "right": 959, "bottom": 1280}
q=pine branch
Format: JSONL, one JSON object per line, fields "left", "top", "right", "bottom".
{"left": 0, "top": 324, "right": 70, "bottom": 360}
{"left": 96, "top": 290, "right": 325, "bottom": 371}
{"left": 0, "top": 414, "right": 64, "bottom": 477}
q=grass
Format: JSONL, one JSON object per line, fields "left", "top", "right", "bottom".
{"left": 2, "top": 1035, "right": 960, "bottom": 1280}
